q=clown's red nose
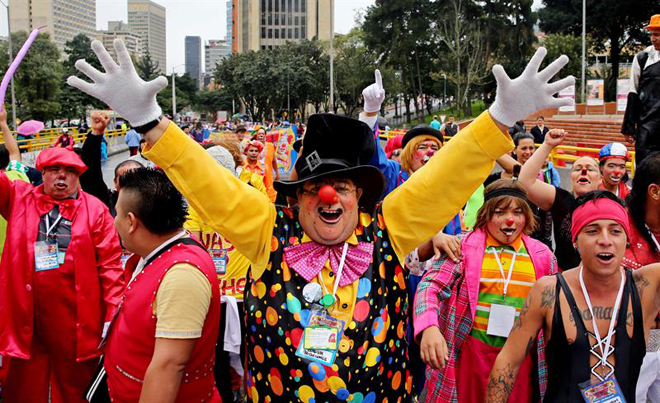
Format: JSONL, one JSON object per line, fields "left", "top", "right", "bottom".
{"left": 319, "top": 185, "right": 339, "bottom": 204}
{"left": 505, "top": 218, "right": 515, "bottom": 226}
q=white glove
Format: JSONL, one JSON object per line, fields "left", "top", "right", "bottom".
{"left": 362, "top": 69, "right": 386, "bottom": 113}
{"left": 488, "top": 47, "right": 575, "bottom": 127}
{"left": 67, "top": 39, "right": 168, "bottom": 127}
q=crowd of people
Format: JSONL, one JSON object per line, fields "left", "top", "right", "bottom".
{"left": 0, "top": 13, "right": 657, "bottom": 403}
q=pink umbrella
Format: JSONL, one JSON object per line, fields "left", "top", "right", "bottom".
{"left": 17, "top": 120, "right": 44, "bottom": 136}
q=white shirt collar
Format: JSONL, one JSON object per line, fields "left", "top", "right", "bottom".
{"left": 130, "top": 230, "right": 188, "bottom": 284}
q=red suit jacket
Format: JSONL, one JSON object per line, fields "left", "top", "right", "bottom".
{"left": 0, "top": 172, "right": 124, "bottom": 360}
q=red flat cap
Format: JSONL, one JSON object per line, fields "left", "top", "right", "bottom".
{"left": 36, "top": 147, "right": 88, "bottom": 174}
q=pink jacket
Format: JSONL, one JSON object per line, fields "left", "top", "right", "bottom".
{"left": 0, "top": 173, "right": 124, "bottom": 360}
{"left": 413, "top": 229, "right": 557, "bottom": 402}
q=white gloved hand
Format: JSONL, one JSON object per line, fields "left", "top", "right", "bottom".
{"left": 488, "top": 47, "right": 575, "bottom": 127}
{"left": 67, "top": 39, "right": 168, "bottom": 127}
{"left": 362, "top": 69, "right": 386, "bottom": 113}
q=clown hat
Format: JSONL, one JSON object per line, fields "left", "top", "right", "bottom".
{"left": 599, "top": 143, "right": 631, "bottom": 162}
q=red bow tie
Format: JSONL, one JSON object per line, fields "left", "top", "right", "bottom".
{"left": 284, "top": 241, "right": 374, "bottom": 286}
{"left": 35, "top": 191, "right": 78, "bottom": 220}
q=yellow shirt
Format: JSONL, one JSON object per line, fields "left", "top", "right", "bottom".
{"left": 153, "top": 263, "right": 212, "bottom": 339}
{"left": 144, "top": 112, "right": 513, "bottom": 318}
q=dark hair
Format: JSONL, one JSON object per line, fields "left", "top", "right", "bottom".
{"left": 572, "top": 190, "right": 624, "bottom": 213}
{"left": 537, "top": 116, "right": 545, "bottom": 120}
{"left": 474, "top": 179, "right": 538, "bottom": 235}
{"left": 118, "top": 168, "right": 188, "bottom": 235}
{"left": 139, "top": 138, "right": 146, "bottom": 145}
{"left": 627, "top": 152, "right": 660, "bottom": 252}
{"left": 513, "top": 132, "right": 535, "bottom": 147}
{"left": 114, "top": 159, "right": 143, "bottom": 178}
{"left": 0, "top": 145, "right": 8, "bottom": 170}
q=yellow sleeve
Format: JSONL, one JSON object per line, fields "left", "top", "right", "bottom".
{"left": 154, "top": 264, "right": 212, "bottom": 339}
{"left": 382, "top": 111, "right": 514, "bottom": 263}
{"left": 144, "top": 122, "right": 276, "bottom": 273}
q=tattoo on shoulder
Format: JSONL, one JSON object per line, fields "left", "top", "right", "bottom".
{"left": 485, "top": 363, "right": 516, "bottom": 402}
{"left": 633, "top": 273, "right": 649, "bottom": 297}
{"left": 541, "top": 285, "right": 555, "bottom": 309}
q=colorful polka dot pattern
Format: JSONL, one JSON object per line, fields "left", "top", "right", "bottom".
{"left": 245, "top": 206, "right": 412, "bottom": 402}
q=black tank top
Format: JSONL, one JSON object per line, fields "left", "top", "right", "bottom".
{"left": 544, "top": 270, "right": 645, "bottom": 402}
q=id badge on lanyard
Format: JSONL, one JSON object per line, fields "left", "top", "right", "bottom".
{"left": 579, "top": 376, "right": 626, "bottom": 403}
{"left": 486, "top": 246, "right": 518, "bottom": 338}
{"left": 296, "top": 304, "right": 348, "bottom": 366}
{"left": 34, "top": 241, "right": 59, "bottom": 271}
{"left": 210, "top": 248, "right": 228, "bottom": 274}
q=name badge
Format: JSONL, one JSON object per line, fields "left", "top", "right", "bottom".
{"left": 304, "top": 326, "right": 339, "bottom": 350}
{"left": 120, "top": 251, "right": 132, "bottom": 270}
{"left": 579, "top": 376, "right": 626, "bottom": 403}
{"left": 486, "top": 303, "right": 517, "bottom": 338}
{"left": 296, "top": 305, "right": 347, "bottom": 366}
{"left": 35, "top": 241, "right": 59, "bottom": 271}
{"left": 211, "top": 249, "right": 228, "bottom": 274}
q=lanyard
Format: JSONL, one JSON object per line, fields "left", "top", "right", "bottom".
{"left": 130, "top": 230, "right": 188, "bottom": 285}
{"left": 45, "top": 213, "right": 63, "bottom": 238}
{"left": 318, "top": 243, "right": 349, "bottom": 307}
{"left": 489, "top": 246, "right": 517, "bottom": 299}
{"left": 645, "top": 224, "right": 660, "bottom": 251}
{"left": 578, "top": 265, "right": 625, "bottom": 373}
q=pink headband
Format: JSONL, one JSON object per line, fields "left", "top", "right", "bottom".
{"left": 571, "top": 198, "right": 630, "bottom": 242}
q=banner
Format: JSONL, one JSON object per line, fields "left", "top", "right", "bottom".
{"left": 558, "top": 85, "right": 576, "bottom": 112}
{"left": 617, "top": 79, "right": 630, "bottom": 112}
{"left": 587, "top": 79, "right": 605, "bottom": 106}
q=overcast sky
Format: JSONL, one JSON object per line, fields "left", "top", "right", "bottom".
{"left": 0, "top": 0, "right": 543, "bottom": 72}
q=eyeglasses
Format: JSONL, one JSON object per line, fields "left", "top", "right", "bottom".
{"left": 301, "top": 184, "right": 357, "bottom": 197}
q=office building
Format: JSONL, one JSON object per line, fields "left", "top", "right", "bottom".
{"left": 233, "top": 0, "right": 333, "bottom": 53}
{"left": 9, "top": 0, "right": 96, "bottom": 52}
{"left": 97, "top": 21, "right": 143, "bottom": 61}
{"left": 226, "top": 0, "right": 233, "bottom": 48}
{"left": 185, "top": 36, "right": 202, "bottom": 87}
{"left": 205, "top": 39, "right": 231, "bottom": 75}
{"left": 128, "top": 0, "right": 167, "bottom": 71}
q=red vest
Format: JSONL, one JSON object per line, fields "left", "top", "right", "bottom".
{"left": 105, "top": 241, "right": 221, "bottom": 402}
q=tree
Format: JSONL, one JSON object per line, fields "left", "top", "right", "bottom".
{"left": 59, "top": 33, "right": 106, "bottom": 121}
{"left": 538, "top": 0, "right": 660, "bottom": 101}
{"left": 541, "top": 33, "right": 590, "bottom": 92}
{"left": 0, "top": 31, "right": 63, "bottom": 122}
{"left": 196, "top": 88, "right": 234, "bottom": 116}
{"left": 135, "top": 51, "right": 161, "bottom": 81}
{"left": 158, "top": 72, "right": 198, "bottom": 116}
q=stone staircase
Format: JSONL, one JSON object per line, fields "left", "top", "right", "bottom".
{"left": 524, "top": 116, "right": 628, "bottom": 157}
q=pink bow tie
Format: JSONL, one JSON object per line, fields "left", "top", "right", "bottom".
{"left": 284, "top": 241, "right": 374, "bottom": 286}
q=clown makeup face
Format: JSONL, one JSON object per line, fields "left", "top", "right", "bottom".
{"left": 486, "top": 200, "right": 526, "bottom": 245}
{"left": 571, "top": 157, "right": 602, "bottom": 196}
{"left": 246, "top": 146, "right": 260, "bottom": 163}
{"left": 576, "top": 220, "right": 627, "bottom": 276}
{"left": 515, "top": 138, "right": 535, "bottom": 164}
{"left": 297, "top": 178, "right": 363, "bottom": 245}
{"left": 255, "top": 128, "right": 267, "bottom": 142}
{"left": 601, "top": 158, "right": 627, "bottom": 192}
{"left": 411, "top": 140, "right": 440, "bottom": 172}
{"left": 43, "top": 165, "right": 80, "bottom": 199}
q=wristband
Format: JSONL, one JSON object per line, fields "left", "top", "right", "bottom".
{"left": 134, "top": 115, "right": 163, "bottom": 134}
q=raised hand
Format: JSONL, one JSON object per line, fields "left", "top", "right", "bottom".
{"left": 362, "top": 69, "right": 386, "bottom": 113}
{"left": 489, "top": 47, "right": 575, "bottom": 127}
{"left": 67, "top": 39, "right": 168, "bottom": 127}
{"left": 543, "top": 128, "right": 567, "bottom": 149}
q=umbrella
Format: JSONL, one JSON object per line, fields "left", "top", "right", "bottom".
{"left": 17, "top": 120, "right": 44, "bottom": 136}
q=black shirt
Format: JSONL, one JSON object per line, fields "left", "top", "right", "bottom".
{"left": 550, "top": 187, "right": 581, "bottom": 270}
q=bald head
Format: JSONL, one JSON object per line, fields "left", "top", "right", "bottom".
{"left": 114, "top": 159, "right": 144, "bottom": 190}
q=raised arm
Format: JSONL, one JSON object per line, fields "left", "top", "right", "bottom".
{"left": 496, "top": 154, "right": 519, "bottom": 175}
{"left": 383, "top": 48, "right": 574, "bottom": 262}
{"left": 0, "top": 106, "right": 21, "bottom": 162}
{"left": 485, "top": 276, "right": 553, "bottom": 402}
{"left": 67, "top": 39, "right": 276, "bottom": 274}
{"left": 518, "top": 129, "right": 567, "bottom": 211}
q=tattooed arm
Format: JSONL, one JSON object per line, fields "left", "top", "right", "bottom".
{"left": 485, "top": 276, "right": 555, "bottom": 402}
{"left": 632, "top": 263, "right": 660, "bottom": 329}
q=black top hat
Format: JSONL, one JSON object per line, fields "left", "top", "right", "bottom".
{"left": 401, "top": 124, "right": 443, "bottom": 149}
{"left": 274, "top": 114, "right": 385, "bottom": 211}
